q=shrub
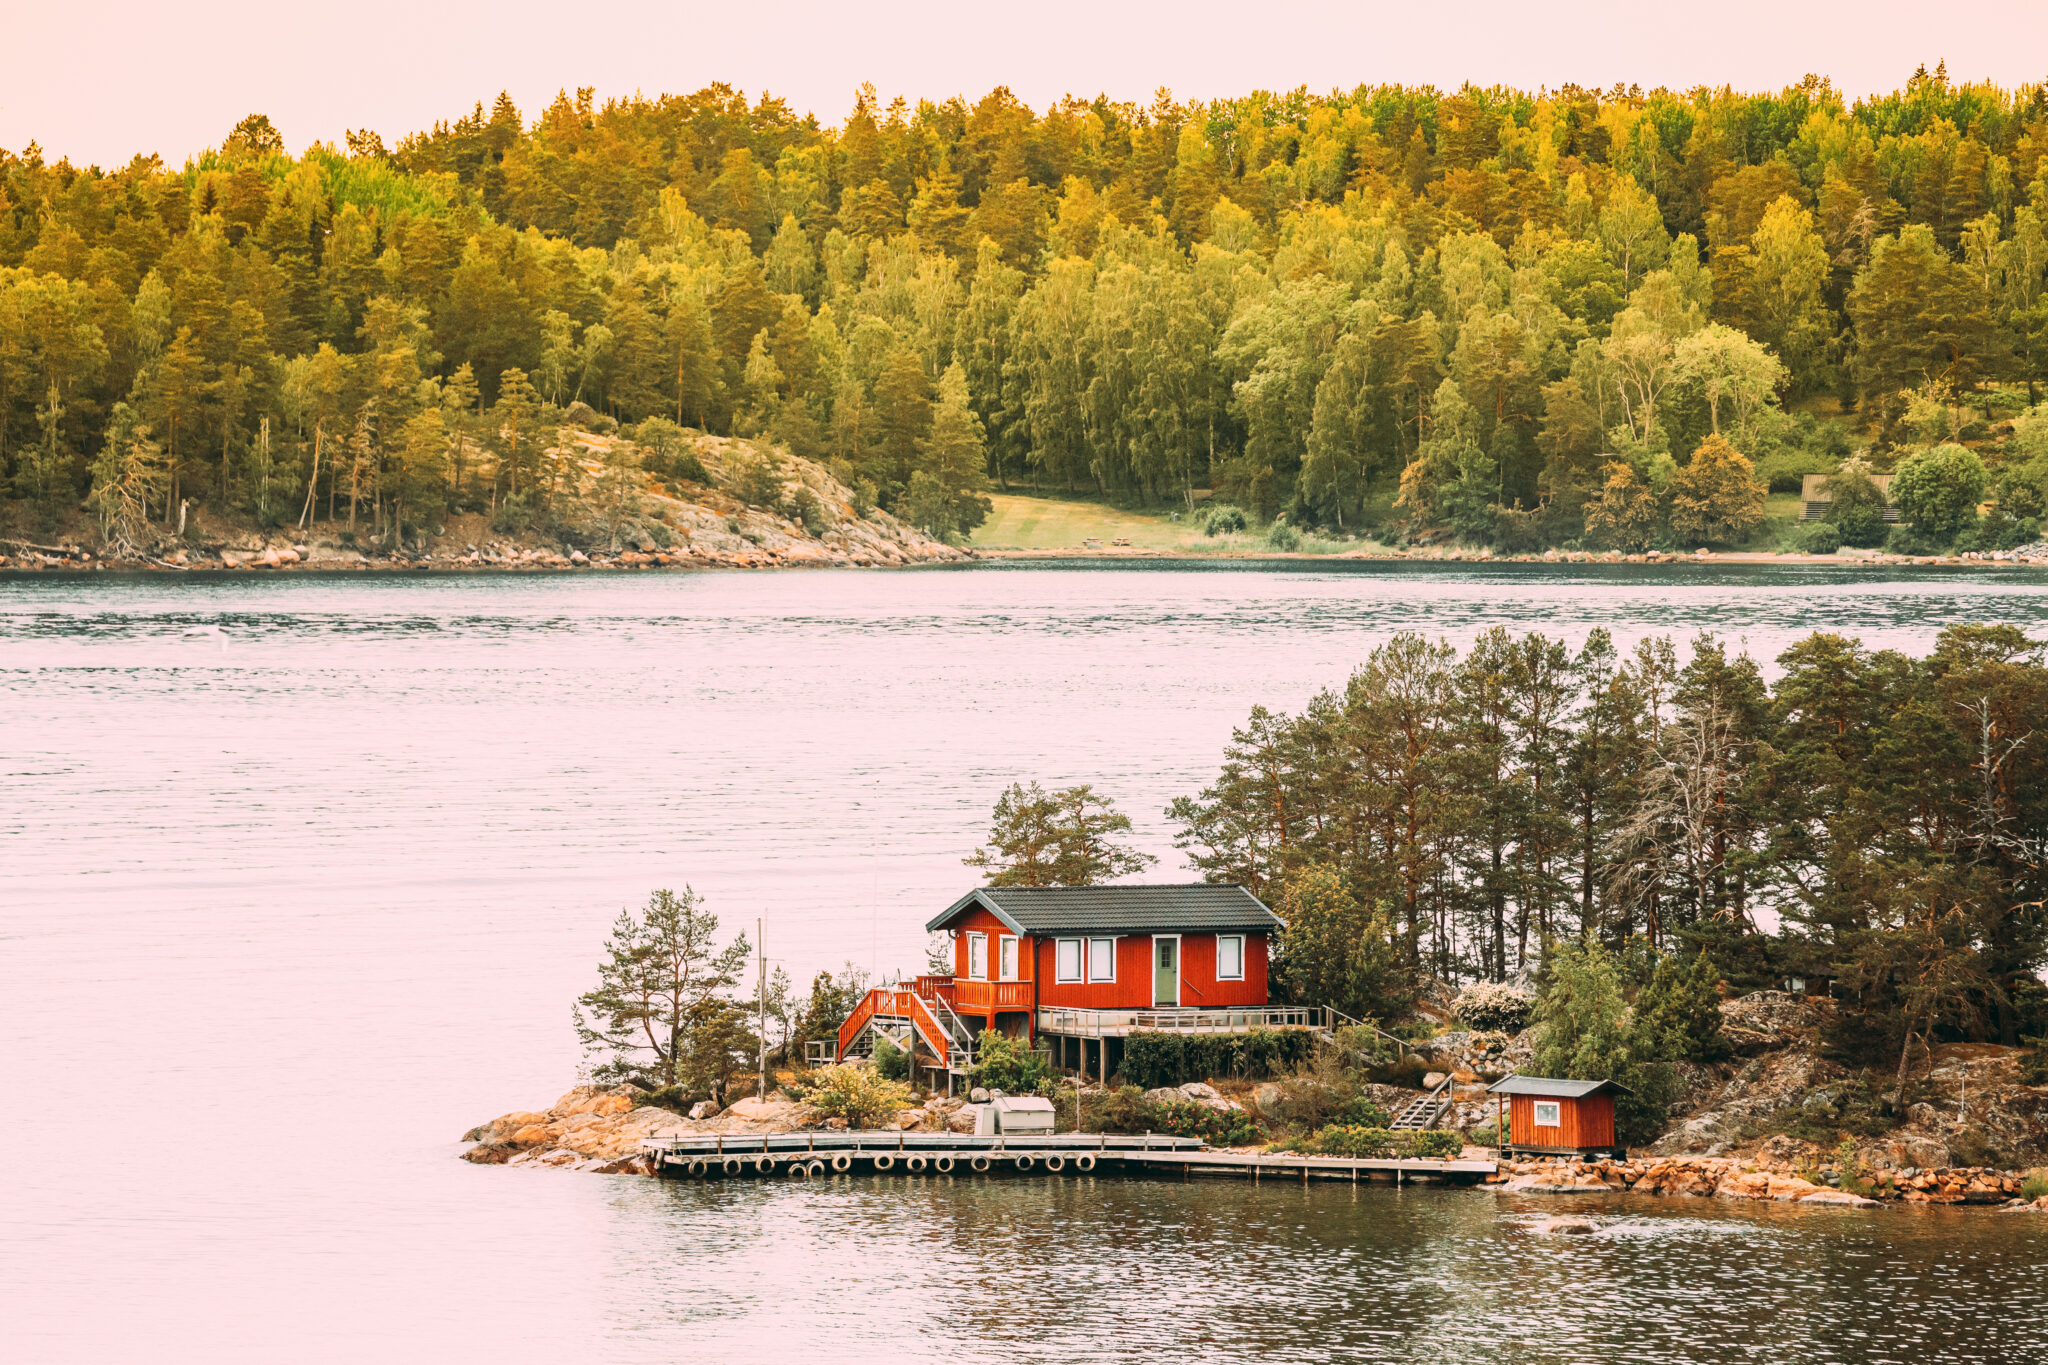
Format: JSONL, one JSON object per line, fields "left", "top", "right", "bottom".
{"left": 1822, "top": 459, "right": 1891, "bottom": 547}
{"left": 1452, "top": 981, "right": 1537, "bottom": 1033}
{"left": 2020, "top": 1172, "right": 2048, "bottom": 1202}
{"left": 1266, "top": 520, "right": 1301, "bottom": 551}
{"left": 1885, "top": 524, "right": 1943, "bottom": 556}
{"left": 1119, "top": 1029, "right": 1313, "bottom": 1088}
{"left": 1891, "top": 443, "right": 1988, "bottom": 541}
{"left": 872, "top": 1033, "right": 910, "bottom": 1081}
{"left": 491, "top": 493, "right": 533, "bottom": 534}
{"left": 1797, "top": 521, "right": 1841, "bottom": 555}
{"left": 1308, "top": 1126, "right": 1463, "bottom": 1159}
{"left": 790, "top": 485, "right": 828, "bottom": 537}
{"left": 1156, "top": 1100, "right": 1260, "bottom": 1146}
{"left": 1202, "top": 503, "right": 1248, "bottom": 536}
{"left": 971, "top": 1030, "right": 1053, "bottom": 1096}
{"left": 793, "top": 1063, "right": 912, "bottom": 1128}
{"left": 1365, "top": 1053, "right": 1432, "bottom": 1089}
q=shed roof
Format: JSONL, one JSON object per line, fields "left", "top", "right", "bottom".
{"left": 1486, "top": 1075, "right": 1632, "bottom": 1099}
{"left": 925, "top": 884, "right": 1280, "bottom": 936}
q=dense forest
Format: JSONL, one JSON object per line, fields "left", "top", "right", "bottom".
{"left": 8, "top": 66, "right": 2048, "bottom": 551}
{"left": 1170, "top": 624, "right": 2048, "bottom": 1072}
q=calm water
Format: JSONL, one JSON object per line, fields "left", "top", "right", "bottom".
{"left": 7, "top": 562, "right": 2048, "bottom": 1363}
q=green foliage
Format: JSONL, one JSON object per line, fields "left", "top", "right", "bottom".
{"left": 1118, "top": 1029, "right": 1313, "bottom": 1088}
{"left": 490, "top": 492, "right": 534, "bottom": 534}
{"left": 1308, "top": 1125, "right": 1463, "bottom": 1158}
{"left": 1202, "top": 504, "right": 1248, "bottom": 536}
{"left": 1266, "top": 520, "right": 1301, "bottom": 551}
{"left": 1271, "top": 864, "right": 1413, "bottom": 1024}
{"left": 871, "top": 1033, "right": 910, "bottom": 1081}
{"left": 572, "top": 887, "right": 754, "bottom": 1098}
{"left": 1890, "top": 444, "right": 1988, "bottom": 542}
{"left": 970, "top": 1029, "right": 1054, "bottom": 1096}
{"left": 1633, "top": 951, "right": 1731, "bottom": 1063}
{"left": 1822, "top": 460, "right": 1891, "bottom": 547}
{"left": 792, "top": 1063, "right": 913, "bottom": 1129}
{"left": 1795, "top": 521, "right": 1841, "bottom": 554}
{"left": 1080, "top": 1086, "right": 1262, "bottom": 1145}
{"left": 963, "top": 781, "right": 1156, "bottom": 887}
{"left": 2020, "top": 1172, "right": 2048, "bottom": 1201}
{"left": 1531, "top": 938, "right": 1679, "bottom": 1146}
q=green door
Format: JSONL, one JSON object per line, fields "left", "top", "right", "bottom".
{"left": 1153, "top": 937, "right": 1179, "bottom": 1006}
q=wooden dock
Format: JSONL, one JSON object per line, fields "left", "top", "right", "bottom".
{"left": 641, "top": 1131, "right": 1494, "bottom": 1184}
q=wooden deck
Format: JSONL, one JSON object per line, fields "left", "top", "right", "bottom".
{"left": 641, "top": 1130, "right": 1494, "bottom": 1184}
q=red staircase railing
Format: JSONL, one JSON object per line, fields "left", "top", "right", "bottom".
{"left": 836, "top": 985, "right": 958, "bottom": 1068}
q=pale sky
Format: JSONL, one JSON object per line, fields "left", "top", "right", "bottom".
{"left": 7, "top": 0, "right": 2048, "bottom": 168}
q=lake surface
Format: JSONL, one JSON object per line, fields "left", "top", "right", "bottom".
{"left": 7, "top": 561, "right": 2048, "bottom": 1362}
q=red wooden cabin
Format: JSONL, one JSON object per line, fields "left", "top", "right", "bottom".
{"left": 1487, "top": 1076, "right": 1629, "bottom": 1157}
{"left": 834, "top": 884, "right": 1327, "bottom": 1089}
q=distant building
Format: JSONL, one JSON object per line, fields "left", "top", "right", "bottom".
{"left": 828, "top": 884, "right": 1332, "bottom": 1090}
{"left": 1487, "top": 1075, "right": 1630, "bottom": 1158}
{"left": 1800, "top": 472, "right": 1899, "bottom": 523}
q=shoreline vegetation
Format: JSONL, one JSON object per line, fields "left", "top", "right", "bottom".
{"left": 13, "top": 72, "right": 2048, "bottom": 573}
{"left": 467, "top": 609, "right": 2048, "bottom": 1216}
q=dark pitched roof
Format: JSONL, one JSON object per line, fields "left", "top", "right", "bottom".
{"left": 1486, "top": 1075, "right": 1632, "bottom": 1099}
{"left": 925, "top": 884, "right": 1280, "bottom": 936}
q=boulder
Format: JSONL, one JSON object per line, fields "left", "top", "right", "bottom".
{"left": 687, "top": 1101, "right": 719, "bottom": 1120}
{"left": 1530, "top": 1215, "right": 1598, "bottom": 1235}
{"left": 1798, "top": 1188, "right": 1880, "bottom": 1207}
{"left": 555, "top": 1086, "right": 636, "bottom": 1118}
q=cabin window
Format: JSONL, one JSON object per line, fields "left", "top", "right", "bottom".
{"left": 1087, "top": 938, "right": 1115, "bottom": 983}
{"left": 1533, "top": 1100, "right": 1562, "bottom": 1128}
{"left": 1055, "top": 938, "right": 1083, "bottom": 983}
{"left": 1216, "top": 935, "right": 1245, "bottom": 981}
{"left": 998, "top": 936, "right": 1019, "bottom": 981}
{"left": 967, "top": 932, "right": 988, "bottom": 981}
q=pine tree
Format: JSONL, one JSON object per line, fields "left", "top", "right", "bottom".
{"left": 573, "top": 888, "right": 752, "bottom": 1094}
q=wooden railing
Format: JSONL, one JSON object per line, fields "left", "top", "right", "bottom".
{"left": 1036, "top": 1004, "right": 1331, "bottom": 1038}
{"left": 836, "top": 986, "right": 961, "bottom": 1068}
{"left": 914, "top": 974, "right": 957, "bottom": 1008}
{"left": 953, "top": 979, "right": 1034, "bottom": 1012}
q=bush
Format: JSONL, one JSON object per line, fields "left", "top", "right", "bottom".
{"left": 1885, "top": 524, "right": 1944, "bottom": 556}
{"left": 792, "top": 1063, "right": 912, "bottom": 1128}
{"left": 1156, "top": 1100, "right": 1260, "bottom": 1146}
{"left": 971, "top": 1029, "right": 1053, "bottom": 1096}
{"left": 1822, "top": 459, "right": 1891, "bottom": 547}
{"left": 1796, "top": 521, "right": 1841, "bottom": 555}
{"left": 1891, "top": 443, "right": 1988, "bottom": 541}
{"left": 790, "top": 485, "right": 828, "bottom": 537}
{"left": 491, "top": 493, "right": 533, "bottom": 534}
{"left": 1308, "top": 1126, "right": 1463, "bottom": 1159}
{"left": 1119, "top": 1029, "right": 1314, "bottom": 1088}
{"left": 1266, "top": 520, "right": 1300, "bottom": 551}
{"left": 1452, "top": 981, "right": 1536, "bottom": 1033}
{"left": 2020, "top": 1172, "right": 2048, "bottom": 1202}
{"left": 872, "top": 1033, "right": 910, "bottom": 1081}
{"left": 1364, "top": 1053, "right": 1432, "bottom": 1089}
{"left": 1202, "top": 503, "right": 1248, "bottom": 536}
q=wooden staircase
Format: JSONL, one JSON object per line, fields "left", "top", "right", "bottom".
{"left": 836, "top": 980, "right": 977, "bottom": 1073}
{"left": 1389, "top": 1076, "right": 1453, "bottom": 1131}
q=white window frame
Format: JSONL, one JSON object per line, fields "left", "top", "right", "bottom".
{"left": 1055, "top": 938, "right": 1083, "bottom": 983}
{"left": 1216, "top": 934, "right": 1245, "bottom": 982}
{"left": 1533, "top": 1100, "right": 1562, "bottom": 1128}
{"left": 998, "top": 935, "right": 1019, "bottom": 982}
{"left": 966, "top": 932, "right": 988, "bottom": 981}
{"left": 1087, "top": 937, "right": 1116, "bottom": 984}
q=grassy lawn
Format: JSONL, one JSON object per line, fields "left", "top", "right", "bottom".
{"left": 971, "top": 494, "right": 1234, "bottom": 553}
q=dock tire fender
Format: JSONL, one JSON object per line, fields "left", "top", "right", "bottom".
{"left": 686, "top": 1158, "right": 708, "bottom": 1177}
{"left": 873, "top": 1154, "right": 896, "bottom": 1172}
{"left": 722, "top": 1157, "right": 744, "bottom": 1176}
{"left": 789, "top": 1161, "right": 810, "bottom": 1179}
{"left": 1012, "top": 1154, "right": 1034, "bottom": 1171}
{"left": 905, "top": 1154, "right": 927, "bottom": 1173}
{"left": 1043, "top": 1155, "right": 1064, "bottom": 1172}
{"left": 969, "top": 1154, "right": 990, "bottom": 1174}
{"left": 830, "top": 1153, "right": 851, "bottom": 1173}
{"left": 1075, "top": 1154, "right": 1096, "bottom": 1172}
{"left": 753, "top": 1155, "right": 775, "bottom": 1175}
{"left": 933, "top": 1155, "right": 955, "bottom": 1173}
{"left": 807, "top": 1162, "right": 827, "bottom": 1179}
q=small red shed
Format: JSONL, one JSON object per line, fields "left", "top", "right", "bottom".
{"left": 1487, "top": 1075, "right": 1630, "bottom": 1158}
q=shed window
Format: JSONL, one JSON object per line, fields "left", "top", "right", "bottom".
{"left": 1533, "top": 1100, "right": 1562, "bottom": 1128}
{"left": 1055, "top": 939, "right": 1083, "bottom": 983}
{"left": 967, "top": 932, "right": 988, "bottom": 981}
{"left": 1216, "top": 935, "right": 1245, "bottom": 981}
{"left": 1087, "top": 938, "right": 1115, "bottom": 983}
{"left": 998, "top": 936, "right": 1019, "bottom": 981}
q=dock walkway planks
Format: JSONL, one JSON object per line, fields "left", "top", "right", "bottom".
{"left": 640, "top": 1130, "right": 1494, "bottom": 1184}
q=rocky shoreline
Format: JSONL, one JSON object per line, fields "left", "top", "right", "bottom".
{"left": 1490, "top": 1153, "right": 2048, "bottom": 1209}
